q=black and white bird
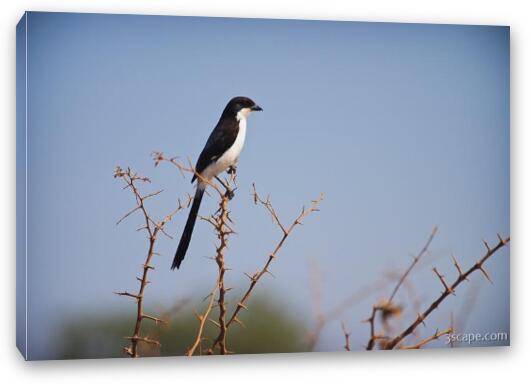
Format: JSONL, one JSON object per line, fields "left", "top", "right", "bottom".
{"left": 171, "top": 96, "right": 262, "bottom": 270}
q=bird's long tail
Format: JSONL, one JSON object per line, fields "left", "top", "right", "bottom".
{"left": 172, "top": 186, "right": 205, "bottom": 270}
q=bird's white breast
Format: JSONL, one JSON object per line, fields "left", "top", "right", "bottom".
{"left": 202, "top": 113, "right": 247, "bottom": 180}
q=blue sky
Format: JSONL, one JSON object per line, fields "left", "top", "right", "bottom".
{"left": 19, "top": 12, "right": 509, "bottom": 358}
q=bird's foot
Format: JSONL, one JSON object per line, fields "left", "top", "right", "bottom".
{"left": 224, "top": 187, "right": 236, "bottom": 201}
{"left": 227, "top": 165, "right": 237, "bottom": 175}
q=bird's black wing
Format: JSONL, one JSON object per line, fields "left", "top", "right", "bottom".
{"left": 192, "top": 117, "right": 240, "bottom": 182}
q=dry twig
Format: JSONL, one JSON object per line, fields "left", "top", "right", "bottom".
{"left": 113, "top": 166, "right": 191, "bottom": 357}
{"left": 210, "top": 183, "right": 324, "bottom": 351}
{"left": 153, "top": 153, "right": 323, "bottom": 355}
{"left": 398, "top": 328, "right": 453, "bottom": 350}
{"left": 153, "top": 151, "right": 225, "bottom": 198}
{"left": 204, "top": 171, "right": 237, "bottom": 354}
{"left": 341, "top": 322, "right": 352, "bottom": 351}
{"left": 365, "top": 228, "right": 437, "bottom": 350}
{"left": 154, "top": 152, "right": 239, "bottom": 355}
{"left": 185, "top": 279, "right": 219, "bottom": 356}
{"left": 388, "top": 227, "right": 438, "bottom": 302}
{"left": 382, "top": 234, "right": 510, "bottom": 350}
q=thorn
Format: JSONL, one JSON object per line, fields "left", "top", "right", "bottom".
{"left": 433, "top": 267, "right": 451, "bottom": 293}
{"left": 233, "top": 317, "right": 246, "bottom": 328}
{"left": 451, "top": 254, "right": 465, "bottom": 278}
{"left": 208, "top": 319, "right": 221, "bottom": 327}
{"left": 417, "top": 313, "right": 426, "bottom": 327}
{"left": 201, "top": 292, "right": 213, "bottom": 302}
{"left": 482, "top": 239, "right": 491, "bottom": 252}
{"left": 265, "top": 268, "right": 276, "bottom": 278}
{"left": 497, "top": 233, "right": 508, "bottom": 245}
{"left": 478, "top": 264, "right": 493, "bottom": 284}
{"left": 192, "top": 310, "right": 201, "bottom": 321}
{"left": 114, "top": 291, "right": 140, "bottom": 300}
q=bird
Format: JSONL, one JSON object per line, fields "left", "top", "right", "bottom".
{"left": 171, "top": 96, "right": 262, "bottom": 270}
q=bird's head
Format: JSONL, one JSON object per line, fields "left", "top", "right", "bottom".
{"left": 223, "top": 96, "right": 263, "bottom": 119}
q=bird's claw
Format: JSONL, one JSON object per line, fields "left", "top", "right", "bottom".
{"left": 227, "top": 165, "right": 237, "bottom": 175}
{"left": 224, "top": 188, "right": 235, "bottom": 200}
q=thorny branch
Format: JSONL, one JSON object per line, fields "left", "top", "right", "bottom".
{"left": 203, "top": 171, "right": 237, "bottom": 355}
{"left": 153, "top": 152, "right": 226, "bottom": 198}
{"left": 382, "top": 234, "right": 510, "bottom": 350}
{"left": 113, "top": 166, "right": 191, "bottom": 357}
{"left": 398, "top": 328, "right": 453, "bottom": 350}
{"left": 210, "top": 183, "right": 324, "bottom": 352}
{"left": 153, "top": 152, "right": 238, "bottom": 355}
{"left": 366, "top": 228, "right": 437, "bottom": 350}
{"left": 116, "top": 152, "right": 508, "bottom": 355}
{"left": 155, "top": 152, "right": 323, "bottom": 354}
{"left": 185, "top": 279, "right": 219, "bottom": 356}
{"left": 388, "top": 227, "right": 438, "bottom": 302}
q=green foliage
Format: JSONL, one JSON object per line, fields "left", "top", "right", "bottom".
{"left": 57, "top": 296, "right": 308, "bottom": 359}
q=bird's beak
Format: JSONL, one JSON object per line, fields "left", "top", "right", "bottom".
{"left": 251, "top": 105, "right": 263, "bottom": 112}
